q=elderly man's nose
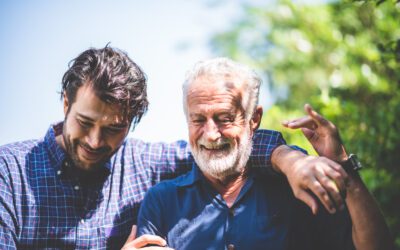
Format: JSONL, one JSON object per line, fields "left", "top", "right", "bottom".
{"left": 203, "top": 120, "right": 221, "bottom": 141}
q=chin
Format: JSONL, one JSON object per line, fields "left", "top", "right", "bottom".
{"left": 194, "top": 152, "right": 237, "bottom": 177}
{"left": 73, "top": 156, "right": 102, "bottom": 171}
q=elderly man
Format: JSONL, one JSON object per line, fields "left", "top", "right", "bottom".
{"left": 135, "top": 58, "right": 392, "bottom": 250}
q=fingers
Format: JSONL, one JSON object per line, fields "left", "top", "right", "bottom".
{"left": 122, "top": 234, "right": 167, "bottom": 249}
{"left": 323, "top": 162, "right": 349, "bottom": 199}
{"left": 304, "top": 103, "right": 328, "bottom": 126}
{"left": 282, "top": 116, "right": 317, "bottom": 130}
{"left": 312, "top": 158, "right": 349, "bottom": 213}
{"left": 308, "top": 176, "right": 337, "bottom": 214}
{"left": 124, "top": 225, "right": 137, "bottom": 246}
{"left": 301, "top": 127, "right": 316, "bottom": 141}
{"left": 124, "top": 246, "right": 173, "bottom": 250}
{"left": 282, "top": 104, "right": 328, "bottom": 130}
{"left": 295, "top": 189, "right": 319, "bottom": 215}
{"left": 293, "top": 156, "right": 348, "bottom": 215}
{"left": 314, "top": 166, "right": 343, "bottom": 213}
{"left": 142, "top": 247, "right": 174, "bottom": 250}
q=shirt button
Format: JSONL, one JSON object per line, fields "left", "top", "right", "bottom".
{"left": 228, "top": 244, "right": 235, "bottom": 250}
{"left": 74, "top": 185, "right": 80, "bottom": 190}
{"left": 80, "top": 219, "right": 85, "bottom": 224}
{"left": 56, "top": 170, "right": 62, "bottom": 176}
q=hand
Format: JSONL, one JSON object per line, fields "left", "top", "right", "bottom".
{"left": 272, "top": 146, "right": 349, "bottom": 215}
{"left": 121, "top": 225, "right": 174, "bottom": 250}
{"left": 282, "top": 104, "right": 348, "bottom": 162}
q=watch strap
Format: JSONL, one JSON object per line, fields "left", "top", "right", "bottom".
{"left": 341, "top": 154, "right": 363, "bottom": 172}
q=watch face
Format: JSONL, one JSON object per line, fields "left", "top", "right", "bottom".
{"left": 349, "top": 154, "right": 362, "bottom": 171}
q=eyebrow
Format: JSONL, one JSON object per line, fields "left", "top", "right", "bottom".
{"left": 76, "top": 113, "right": 95, "bottom": 122}
{"left": 76, "top": 113, "right": 129, "bottom": 128}
{"left": 189, "top": 113, "right": 203, "bottom": 118}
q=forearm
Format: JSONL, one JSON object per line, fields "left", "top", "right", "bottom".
{"left": 345, "top": 174, "right": 393, "bottom": 250}
{"left": 271, "top": 145, "right": 305, "bottom": 175}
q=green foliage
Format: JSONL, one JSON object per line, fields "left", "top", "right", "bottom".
{"left": 211, "top": 0, "right": 400, "bottom": 246}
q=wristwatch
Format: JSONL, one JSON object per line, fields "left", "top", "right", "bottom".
{"left": 341, "top": 154, "right": 363, "bottom": 173}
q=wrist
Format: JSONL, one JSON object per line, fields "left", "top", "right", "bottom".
{"left": 340, "top": 154, "right": 363, "bottom": 173}
{"left": 337, "top": 145, "right": 349, "bottom": 163}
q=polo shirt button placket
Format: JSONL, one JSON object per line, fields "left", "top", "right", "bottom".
{"left": 227, "top": 243, "right": 235, "bottom": 250}
{"left": 229, "top": 208, "right": 235, "bottom": 217}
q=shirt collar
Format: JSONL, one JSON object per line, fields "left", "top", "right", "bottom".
{"left": 44, "top": 121, "right": 112, "bottom": 178}
{"left": 175, "top": 162, "right": 259, "bottom": 188}
{"left": 45, "top": 122, "right": 67, "bottom": 172}
{"left": 175, "top": 162, "right": 203, "bottom": 187}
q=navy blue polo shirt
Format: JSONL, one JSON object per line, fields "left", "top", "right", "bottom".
{"left": 137, "top": 164, "right": 355, "bottom": 250}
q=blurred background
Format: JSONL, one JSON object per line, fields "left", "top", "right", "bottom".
{"left": 1, "top": 0, "right": 399, "bottom": 247}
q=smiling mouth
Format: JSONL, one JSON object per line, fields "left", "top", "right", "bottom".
{"left": 79, "top": 145, "right": 105, "bottom": 161}
{"left": 200, "top": 144, "right": 230, "bottom": 152}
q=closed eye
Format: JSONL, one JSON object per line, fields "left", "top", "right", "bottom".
{"left": 77, "top": 119, "right": 91, "bottom": 128}
{"left": 104, "top": 127, "right": 123, "bottom": 134}
{"left": 217, "top": 115, "right": 234, "bottom": 123}
{"left": 190, "top": 117, "right": 206, "bottom": 124}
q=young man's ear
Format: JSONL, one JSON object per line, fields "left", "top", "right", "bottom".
{"left": 250, "top": 105, "right": 263, "bottom": 131}
{"left": 63, "top": 92, "right": 69, "bottom": 116}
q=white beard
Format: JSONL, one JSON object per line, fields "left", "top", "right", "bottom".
{"left": 191, "top": 128, "right": 253, "bottom": 180}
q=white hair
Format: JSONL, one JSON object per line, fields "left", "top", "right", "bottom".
{"left": 182, "top": 57, "right": 262, "bottom": 121}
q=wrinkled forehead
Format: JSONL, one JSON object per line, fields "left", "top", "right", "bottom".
{"left": 186, "top": 75, "right": 247, "bottom": 112}
{"left": 189, "top": 74, "right": 246, "bottom": 92}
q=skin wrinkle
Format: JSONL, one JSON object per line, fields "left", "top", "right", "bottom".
{"left": 187, "top": 77, "right": 253, "bottom": 183}
{"left": 187, "top": 80, "right": 246, "bottom": 121}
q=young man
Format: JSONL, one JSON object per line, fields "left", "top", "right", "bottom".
{"left": 136, "top": 58, "right": 392, "bottom": 250}
{"left": 0, "top": 47, "right": 350, "bottom": 249}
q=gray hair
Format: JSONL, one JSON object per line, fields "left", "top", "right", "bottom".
{"left": 182, "top": 57, "right": 261, "bottom": 121}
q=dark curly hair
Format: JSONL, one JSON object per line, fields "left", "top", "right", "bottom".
{"left": 61, "top": 45, "right": 148, "bottom": 129}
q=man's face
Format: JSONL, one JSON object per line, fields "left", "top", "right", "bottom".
{"left": 186, "top": 76, "right": 259, "bottom": 179}
{"left": 61, "top": 84, "right": 130, "bottom": 171}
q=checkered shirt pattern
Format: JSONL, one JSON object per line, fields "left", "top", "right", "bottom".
{"left": 0, "top": 122, "right": 284, "bottom": 249}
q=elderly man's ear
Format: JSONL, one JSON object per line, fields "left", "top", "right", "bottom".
{"left": 250, "top": 106, "right": 263, "bottom": 131}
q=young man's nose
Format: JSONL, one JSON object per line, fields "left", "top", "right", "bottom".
{"left": 86, "top": 129, "right": 104, "bottom": 149}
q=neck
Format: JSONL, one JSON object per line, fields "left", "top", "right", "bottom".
{"left": 55, "top": 134, "right": 66, "bottom": 150}
{"left": 203, "top": 169, "right": 248, "bottom": 208}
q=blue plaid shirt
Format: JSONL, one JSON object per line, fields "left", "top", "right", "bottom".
{"left": 0, "top": 122, "right": 284, "bottom": 249}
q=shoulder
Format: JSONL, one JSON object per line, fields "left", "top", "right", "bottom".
{"left": 0, "top": 139, "right": 44, "bottom": 174}
{"left": 147, "top": 176, "right": 182, "bottom": 195}
{"left": 254, "top": 129, "right": 283, "bottom": 139}
{"left": 144, "top": 172, "right": 191, "bottom": 199}
{"left": 0, "top": 139, "right": 42, "bottom": 162}
{"left": 123, "top": 138, "right": 188, "bottom": 152}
